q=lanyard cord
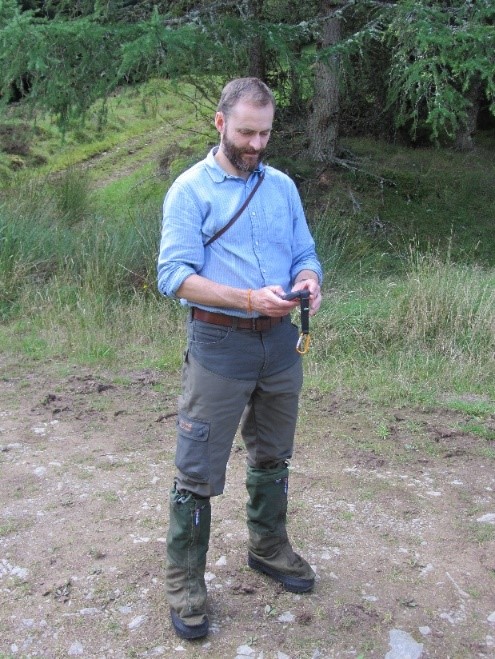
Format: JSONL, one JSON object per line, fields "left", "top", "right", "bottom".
{"left": 296, "top": 290, "right": 311, "bottom": 355}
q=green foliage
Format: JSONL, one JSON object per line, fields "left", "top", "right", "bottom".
{"left": 2, "top": 0, "right": 493, "bottom": 146}
{"left": 308, "top": 253, "right": 495, "bottom": 403}
{"left": 0, "top": 2, "right": 317, "bottom": 130}
{"left": 312, "top": 0, "right": 495, "bottom": 143}
{"left": 0, "top": 9, "right": 136, "bottom": 125}
{"left": 384, "top": 0, "right": 495, "bottom": 141}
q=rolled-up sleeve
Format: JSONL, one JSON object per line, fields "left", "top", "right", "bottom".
{"left": 157, "top": 181, "right": 205, "bottom": 298}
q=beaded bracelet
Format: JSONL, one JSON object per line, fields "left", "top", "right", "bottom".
{"left": 247, "top": 289, "right": 253, "bottom": 313}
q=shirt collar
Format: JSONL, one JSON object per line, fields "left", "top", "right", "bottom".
{"left": 205, "top": 146, "right": 264, "bottom": 184}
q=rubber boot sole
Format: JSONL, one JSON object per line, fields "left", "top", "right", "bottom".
{"left": 248, "top": 553, "right": 315, "bottom": 593}
{"left": 170, "top": 608, "right": 209, "bottom": 640}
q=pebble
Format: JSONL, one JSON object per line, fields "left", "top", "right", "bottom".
{"left": 385, "top": 629, "right": 423, "bottom": 659}
{"left": 277, "top": 611, "right": 295, "bottom": 623}
{"left": 0, "top": 560, "right": 28, "bottom": 580}
{"left": 68, "top": 642, "right": 84, "bottom": 656}
{"left": 477, "top": 513, "right": 495, "bottom": 524}
{"left": 128, "top": 614, "right": 146, "bottom": 630}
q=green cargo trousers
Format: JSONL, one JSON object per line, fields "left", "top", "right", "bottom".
{"left": 173, "top": 314, "right": 303, "bottom": 497}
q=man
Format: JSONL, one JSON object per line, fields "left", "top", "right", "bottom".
{"left": 157, "top": 77, "right": 323, "bottom": 640}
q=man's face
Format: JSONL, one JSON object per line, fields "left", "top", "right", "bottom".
{"left": 215, "top": 100, "right": 274, "bottom": 175}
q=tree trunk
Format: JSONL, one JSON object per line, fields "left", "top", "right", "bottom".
{"left": 455, "top": 78, "right": 482, "bottom": 151}
{"left": 246, "top": 0, "right": 267, "bottom": 81}
{"left": 307, "top": 3, "right": 341, "bottom": 162}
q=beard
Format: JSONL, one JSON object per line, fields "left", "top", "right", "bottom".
{"left": 221, "top": 133, "right": 265, "bottom": 173}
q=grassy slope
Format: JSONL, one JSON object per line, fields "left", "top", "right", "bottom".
{"left": 2, "top": 80, "right": 494, "bottom": 267}
{"left": 1, "top": 82, "right": 494, "bottom": 410}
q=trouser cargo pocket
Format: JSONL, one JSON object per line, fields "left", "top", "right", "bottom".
{"left": 175, "top": 413, "right": 210, "bottom": 482}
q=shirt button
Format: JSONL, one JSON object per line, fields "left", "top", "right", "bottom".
{"left": 251, "top": 212, "right": 256, "bottom": 216}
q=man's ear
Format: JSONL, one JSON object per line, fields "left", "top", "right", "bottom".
{"left": 214, "top": 111, "right": 225, "bottom": 135}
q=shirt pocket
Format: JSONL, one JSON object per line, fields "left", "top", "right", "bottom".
{"left": 262, "top": 205, "right": 292, "bottom": 244}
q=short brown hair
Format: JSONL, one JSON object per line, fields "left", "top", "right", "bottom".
{"left": 217, "top": 78, "right": 276, "bottom": 118}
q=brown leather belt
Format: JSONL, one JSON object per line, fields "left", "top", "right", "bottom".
{"left": 191, "top": 307, "right": 285, "bottom": 331}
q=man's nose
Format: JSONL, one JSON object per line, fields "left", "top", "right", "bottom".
{"left": 249, "top": 134, "right": 263, "bottom": 150}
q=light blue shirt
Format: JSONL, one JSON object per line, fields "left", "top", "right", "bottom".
{"left": 157, "top": 147, "right": 322, "bottom": 317}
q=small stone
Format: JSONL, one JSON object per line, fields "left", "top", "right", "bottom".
{"left": 68, "top": 642, "right": 84, "bottom": 656}
{"left": 128, "top": 614, "right": 146, "bottom": 630}
{"left": 277, "top": 611, "right": 295, "bottom": 623}
{"left": 477, "top": 513, "right": 495, "bottom": 524}
{"left": 118, "top": 605, "right": 133, "bottom": 614}
{"left": 385, "top": 629, "right": 423, "bottom": 659}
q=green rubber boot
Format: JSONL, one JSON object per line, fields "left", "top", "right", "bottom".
{"left": 246, "top": 464, "right": 315, "bottom": 593}
{"left": 166, "top": 486, "right": 211, "bottom": 639}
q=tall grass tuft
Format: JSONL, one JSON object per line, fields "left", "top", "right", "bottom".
{"left": 311, "top": 242, "right": 494, "bottom": 402}
{"left": 391, "top": 247, "right": 495, "bottom": 359}
{"left": 52, "top": 166, "right": 94, "bottom": 225}
{"left": 0, "top": 168, "right": 186, "bottom": 368}
{"left": 0, "top": 172, "right": 161, "bottom": 314}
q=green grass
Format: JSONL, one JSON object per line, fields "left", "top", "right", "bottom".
{"left": 1, "top": 81, "right": 494, "bottom": 412}
{"left": 0, "top": 80, "right": 205, "bottom": 174}
{"left": 304, "top": 249, "right": 495, "bottom": 407}
{"left": 299, "top": 135, "right": 495, "bottom": 269}
{"left": 0, "top": 521, "right": 19, "bottom": 537}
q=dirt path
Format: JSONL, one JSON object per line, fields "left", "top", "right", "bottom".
{"left": 1, "top": 358, "right": 494, "bottom": 658}
{"left": 79, "top": 114, "right": 210, "bottom": 189}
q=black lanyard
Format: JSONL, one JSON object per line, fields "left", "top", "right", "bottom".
{"left": 296, "top": 290, "right": 311, "bottom": 354}
{"left": 205, "top": 171, "right": 265, "bottom": 247}
{"left": 282, "top": 290, "right": 311, "bottom": 354}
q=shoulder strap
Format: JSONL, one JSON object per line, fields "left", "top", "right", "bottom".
{"left": 204, "top": 171, "right": 265, "bottom": 247}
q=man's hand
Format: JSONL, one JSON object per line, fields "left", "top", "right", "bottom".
{"left": 250, "top": 281, "right": 321, "bottom": 317}
{"left": 291, "top": 278, "right": 322, "bottom": 316}
{"left": 248, "top": 286, "right": 299, "bottom": 317}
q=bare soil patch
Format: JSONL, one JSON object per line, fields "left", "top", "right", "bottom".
{"left": 1, "top": 357, "right": 494, "bottom": 658}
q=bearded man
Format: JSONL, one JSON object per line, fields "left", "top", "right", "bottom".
{"left": 157, "top": 77, "right": 323, "bottom": 640}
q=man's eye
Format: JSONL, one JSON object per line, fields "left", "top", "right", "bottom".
{"left": 240, "top": 132, "right": 270, "bottom": 138}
